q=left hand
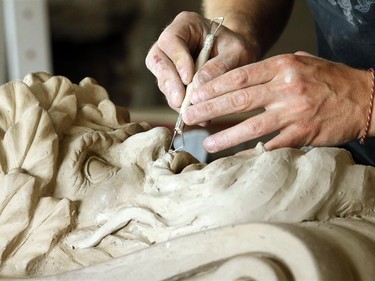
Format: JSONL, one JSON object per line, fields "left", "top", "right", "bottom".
{"left": 182, "top": 52, "right": 373, "bottom": 153}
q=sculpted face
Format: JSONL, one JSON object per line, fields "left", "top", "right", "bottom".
{"left": 54, "top": 126, "right": 196, "bottom": 226}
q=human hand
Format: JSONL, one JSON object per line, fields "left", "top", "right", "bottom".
{"left": 182, "top": 52, "right": 373, "bottom": 152}
{"left": 145, "top": 11, "right": 257, "bottom": 111}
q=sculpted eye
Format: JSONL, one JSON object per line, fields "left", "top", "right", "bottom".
{"left": 83, "top": 155, "right": 119, "bottom": 185}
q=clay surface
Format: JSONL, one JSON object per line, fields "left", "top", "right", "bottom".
{"left": 0, "top": 73, "right": 374, "bottom": 280}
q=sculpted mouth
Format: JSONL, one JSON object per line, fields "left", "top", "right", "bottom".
{"left": 163, "top": 128, "right": 208, "bottom": 173}
{"left": 168, "top": 151, "right": 203, "bottom": 173}
{"left": 151, "top": 127, "right": 204, "bottom": 173}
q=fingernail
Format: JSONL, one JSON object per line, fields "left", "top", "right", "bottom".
{"left": 194, "top": 72, "right": 210, "bottom": 87}
{"left": 204, "top": 137, "right": 216, "bottom": 152}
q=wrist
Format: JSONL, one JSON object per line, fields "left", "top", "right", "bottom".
{"left": 202, "top": 1, "right": 263, "bottom": 61}
{"left": 204, "top": 8, "right": 262, "bottom": 61}
{"left": 222, "top": 12, "right": 262, "bottom": 61}
{"left": 359, "top": 67, "right": 375, "bottom": 143}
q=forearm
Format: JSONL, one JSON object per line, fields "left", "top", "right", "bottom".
{"left": 203, "top": 0, "right": 294, "bottom": 59}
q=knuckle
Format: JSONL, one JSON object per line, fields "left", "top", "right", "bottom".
{"left": 229, "top": 68, "right": 249, "bottom": 87}
{"left": 275, "top": 54, "right": 300, "bottom": 70}
{"left": 246, "top": 119, "right": 264, "bottom": 137}
{"left": 202, "top": 101, "right": 216, "bottom": 115}
{"left": 230, "top": 90, "right": 250, "bottom": 112}
{"left": 279, "top": 71, "right": 308, "bottom": 101}
{"left": 158, "top": 31, "right": 173, "bottom": 49}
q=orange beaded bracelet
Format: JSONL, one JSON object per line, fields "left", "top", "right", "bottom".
{"left": 360, "top": 67, "right": 375, "bottom": 144}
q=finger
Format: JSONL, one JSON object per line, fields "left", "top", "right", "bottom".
{"left": 203, "top": 111, "right": 282, "bottom": 153}
{"left": 190, "top": 58, "right": 278, "bottom": 104}
{"left": 183, "top": 84, "right": 270, "bottom": 125}
{"left": 192, "top": 56, "right": 233, "bottom": 89}
{"left": 198, "top": 120, "right": 210, "bottom": 127}
{"left": 191, "top": 45, "right": 250, "bottom": 88}
{"left": 264, "top": 125, "right": 306, "bottom": 150}
{"left": 157, "top": 33, "right": 195, "bottom": 86}
{"left": 158, "top": 12, "right": 203, "bottom": 85}
{"left": 191, "top": 31, "right": 257, "bottom": 89}
{"left": 145, "top": 44, "right": 186, "bottom": 108}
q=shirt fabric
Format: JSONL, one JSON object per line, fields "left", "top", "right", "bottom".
{"left": 305, "top": 0, "right": 375, "bottom": 165}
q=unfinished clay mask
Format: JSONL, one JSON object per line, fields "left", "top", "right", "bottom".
{"left": 0, "top": 73, "right": 375, "bottom": 280}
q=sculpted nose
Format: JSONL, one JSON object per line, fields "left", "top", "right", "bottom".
{"left": 119, "top": 127, "right": 172, "bottom": 169}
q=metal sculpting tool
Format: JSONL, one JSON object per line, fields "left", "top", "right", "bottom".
{"left": 169, "top": 16, "right": 224, "bottom": 151}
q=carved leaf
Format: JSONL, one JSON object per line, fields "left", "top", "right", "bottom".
{"left": 3, "top": 105, "right": 58, "bottom": 190}
{"left": 0, "top": 173, "right": 36, "bottom": 265}
{"left": 23, "top": 72, "right": 52, "bottom": 86}
{"left": 71, "top": 78, "right": 131, "bottom": 130}
{"left": 0, "top": 81, "right": 40, "bottom": 137}
{"left": 2, "top": 197, "right": 73, "bottom": 275}
{"left": 75, "top": 77, "right": 109, "bottom": 106}
{"left": 77, "top": 100, "right": 126, "bottom": 130}
{"left": 28, "top": 76, "right": 77, "bottom": 135}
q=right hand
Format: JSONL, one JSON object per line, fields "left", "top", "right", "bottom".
{"left": 145, "top": 11, "right": 257, "bottom": 111}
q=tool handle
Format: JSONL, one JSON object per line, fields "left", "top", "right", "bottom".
{"left": 170, "top": 19, "right": 223, "bottom": 150}
{"left": 195, "top": 34, "right": 215, "bottom": 72}
{"left": 179, "top": 34, "right": 215, "bottom": 119}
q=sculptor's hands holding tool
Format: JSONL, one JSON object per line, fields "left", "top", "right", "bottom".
{"left": 145, "top": 0, "right": 375, "bottom": 153}
{"left": 146, "top": 12, "right": 256, "bottom": 112}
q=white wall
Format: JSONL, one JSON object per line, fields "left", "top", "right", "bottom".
{"left": 0, "top": 0, "right": 6, "bottom": 84}
{"left": 3, "top": 0, "right": 52, "bottom": 81}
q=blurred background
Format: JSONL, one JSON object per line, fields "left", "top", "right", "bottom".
{"left": 0, "top": 0, "right": 316, "bottom": 160}
{"left": 49, "top": 0, "right": 317, "bottom": 108}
